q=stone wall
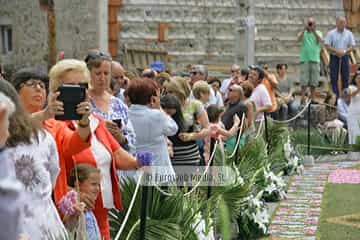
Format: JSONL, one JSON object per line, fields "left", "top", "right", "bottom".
{"left": 117, "top": 0, "right": 350, "bottom": 78}
{"left": 0, "top": 0, "right": 354, "bottom": 78}
{"left": 0, "top": 0, "right": 106, "bottom": 73}
{"left": 0, "top": 0, "right": 48, "bottom": 71}
{"left": 117, "top": 0, "right": 238, "bottom": 74}
{"left": 55, "top": 0, "right": 105, "bottom": 60}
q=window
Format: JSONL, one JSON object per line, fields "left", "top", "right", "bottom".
{"left": 0, "top": 25, "right": 13, "bottom": 54}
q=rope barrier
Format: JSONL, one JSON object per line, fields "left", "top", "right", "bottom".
{"left": 271, "top": 100, "right": 311, "bottom": 124}
{"left": 254, "top": 119, "right": 264, "bottom": 139}
{"left": 296, "top": 144, "right": 351, "bottom": 152}
{"left": 225, "top": 114, "right": 246, "bottom": 159}
{"left": 316, "top": 101, "right": 338, "bottom": 109}
{"left": 113, "top": 171, "right": 144, "bottom": 240}
{"left": 153, "top": 141, "right": 219, "bottom": 197}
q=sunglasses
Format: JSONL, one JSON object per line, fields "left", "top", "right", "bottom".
{"left": 190, "top": 72, "right": 200, "bottom": 75}
{"left": 84, "top": 51, "right": 111, "bottom": 63}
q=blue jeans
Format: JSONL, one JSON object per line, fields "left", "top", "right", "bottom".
{"left": 329, "top": 54, "right": 350, "bottom": 97}
{"left": 270, "top": 104, "right": 288, "bottom": 121}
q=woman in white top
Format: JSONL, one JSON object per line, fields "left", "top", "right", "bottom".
{"left": 347, "top": 72, "right": 360, "bottom": 144}
{"left": 0, "top": 79, "right": 67, "bottom": 240}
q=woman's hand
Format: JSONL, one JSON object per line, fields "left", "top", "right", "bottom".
{"left": 167, "top": 139, "right": 174, "bottom": 158}
{"left": 77, "top": 91, "right": 92, "bottom": 125}
{"left": 44, "top": 91, "right": 64, "bottom": 119}
{"left": 105, "top": 120, "right": 127, "bottom": 144}
{"left": 178, "top": 132, "right": 195, "bottom": 142}
{"left": 233, "top": 114, "right": 240, "bottom": 126}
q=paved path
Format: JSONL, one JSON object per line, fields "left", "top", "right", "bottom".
{"left": 268, "top": 161, "right": 358, "bottom": 240}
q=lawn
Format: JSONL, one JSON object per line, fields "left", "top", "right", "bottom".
{"left": 317, "top": 184, "right": 360, "bottom": 240}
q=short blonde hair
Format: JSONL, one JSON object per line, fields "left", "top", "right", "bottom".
{"left": 49, "top": 59, "right": 91, "bottom": 93}
{"left": 192, "top": 80, "right": 210, "bottom": 100}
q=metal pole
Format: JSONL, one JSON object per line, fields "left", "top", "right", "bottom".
{"left": 139, "top": 186, "right": 148, "bottom": 240}
{"left": 245, "top": 0, "right": 255, "bottom": 66}
{"left": 207, "top": 137, "right": 216, "bottom": 199}
{"left": 234, "top": 129, "right": 242, "bottom": 160}
{"left": 307, "top": 102, "right": 311, "bottom": 155}
{"left": 264, "top": 112, "right": 269, "bottom": 150}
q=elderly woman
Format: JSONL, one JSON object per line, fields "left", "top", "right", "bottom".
{"left": 45, "top": 59, "right": 144, "bottom": 239}
{"left": 85, "top": 50, "right": 136, "bottom": 154}
{"left": 164, "top": 77, "right": 210, "bottom": 166}
{"left": 127, "top": 78, "right": 178, "bottom": 180}
{"left": 0, "top": 79, "right": 68, "bottom": 239}
{"left": 192, "top": 80, "right": 211, "bottom": 106}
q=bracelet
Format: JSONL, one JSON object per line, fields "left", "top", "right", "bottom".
{"left": 189, "top": 133, "right": 195, "bottom": 141}
{"left": 78, "top": 119, "right": 90, "bottom": 128}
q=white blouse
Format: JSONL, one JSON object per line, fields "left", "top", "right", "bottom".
{"left": 88, "top": 115, "right": 114, "bottom": 209}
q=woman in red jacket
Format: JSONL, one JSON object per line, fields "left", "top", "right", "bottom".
{"left": 46, "top": 59, "right": 143, "bottom": 239}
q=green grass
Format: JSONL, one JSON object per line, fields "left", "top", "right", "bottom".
{"left": 318, "top": 184, "right": 360, "bottom": 240}
{"left": 347, "top": 164, "right": 360, "bottom": 170}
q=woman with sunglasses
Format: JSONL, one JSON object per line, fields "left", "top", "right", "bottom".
{"left": 85, "top": 50, "right": 137, "bottom": 154}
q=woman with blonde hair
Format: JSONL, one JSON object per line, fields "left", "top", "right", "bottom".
{"left": 44, "top": 59, "right": 148, "bottom": 239}
{"left": 164, "top": 77, "right": 210, "bottom": 166}
{"left": 192, "top": 80, "right": 211, "bottom": 106}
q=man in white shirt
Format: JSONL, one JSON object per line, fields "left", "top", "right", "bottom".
{"left": 325, "top": 16, "right": 356, "bottom": 97}
{"left": 337, "top": 88, "right": 351, "bottom": 127}
{"left": 220, "top": 64, "right": 248, "bottom": 100}
{"left": 248, "top": 65, "right": 272, "bottom": 122}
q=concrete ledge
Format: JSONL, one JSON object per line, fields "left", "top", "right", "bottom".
{"left": 315, "top": 152, "right": 360, "bottom": 163}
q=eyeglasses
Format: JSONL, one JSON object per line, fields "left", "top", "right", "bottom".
{"left": 21, "top": 79, "right": 46, "bottom": 89}
{"left": 190, "top": 72, "right": 199, "bottom": 75}
{"left": 84, "top": 51, "right": 112, "bottom": 63}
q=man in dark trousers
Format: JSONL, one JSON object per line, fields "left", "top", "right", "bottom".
{"left": 325, "top": 16, "right": 356, "bottom": 97}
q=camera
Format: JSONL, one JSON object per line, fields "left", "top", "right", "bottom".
{"left": 308, "top": 22, "right": 313, "bottom": 27}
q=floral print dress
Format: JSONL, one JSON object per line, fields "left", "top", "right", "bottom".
{"left": 3, "top": 130, "right": 67, "bottom": 239}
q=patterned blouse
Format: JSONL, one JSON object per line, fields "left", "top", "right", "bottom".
{"left": 91, "top": 96, "right": 136, "bottom": 154}
{"left": 3, "top": 130, "right": 67, "bottom": 239}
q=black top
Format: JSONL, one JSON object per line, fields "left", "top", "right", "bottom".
{"left": 222, "top": 101, "right": 248, "bottom": 130}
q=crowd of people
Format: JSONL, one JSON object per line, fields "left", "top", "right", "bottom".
{"left": 0, "top": 15, "right": 358, "bottom": 240}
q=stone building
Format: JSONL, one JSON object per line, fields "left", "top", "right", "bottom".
{"left": 0, "top": 0, "right": 358, "bottom": 79}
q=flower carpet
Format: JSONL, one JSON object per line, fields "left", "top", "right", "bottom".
{"left": 268, "top": 161, "right": 360, "bottom": 240}
{"left": 328, "top": 170, "right": 360, "bottom": 184}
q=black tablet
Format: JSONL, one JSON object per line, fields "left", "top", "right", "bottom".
{"left": 55, "top": 84, "right": 86, "bottom": 120}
